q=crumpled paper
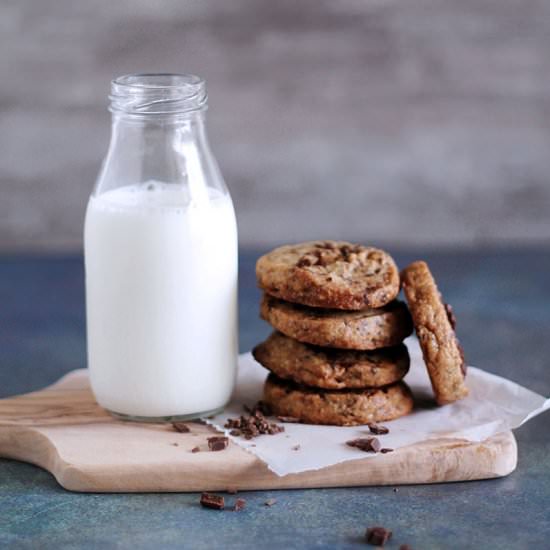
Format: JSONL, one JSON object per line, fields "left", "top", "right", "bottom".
{"left": 205, "top": 338, "right": 550, "bottom": 476}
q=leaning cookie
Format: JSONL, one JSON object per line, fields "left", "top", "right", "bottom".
{"left": 256, "top": 241, "right": 400, "bottom": 310}
{"left": 260, "top": 294, "right": 413, "bottom": 350}
{"left": 263, "top": 374, "right": 414, "bottom": 426}
{"left": 401, "top": 261, "right": 468, "bottom": 405}
{"left": 253, "top": 332, "right": 410, "bottom": 389}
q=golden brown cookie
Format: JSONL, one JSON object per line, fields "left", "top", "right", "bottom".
{"left": 253, "top": 332, "right": 410, "bottom": 389}
{"left": 256, "top": 241, "right": 400, "bottom": 310}
{"left": 263, "top": 374, "right": 414, "bottom": 426}
{"left": 260, "top": 294, "right": 413, "bottom": 350}
{"left": 401, "top": 261, "right": 468, "bottom": 405}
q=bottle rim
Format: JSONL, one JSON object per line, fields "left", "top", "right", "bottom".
{"left": 109, "top": 73, "right": 208, "bottom": 116}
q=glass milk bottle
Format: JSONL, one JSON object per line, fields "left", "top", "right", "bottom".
{"left": 84, "top": 74, "right": 238, "bottom": 421}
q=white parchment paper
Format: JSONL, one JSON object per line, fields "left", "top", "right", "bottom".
{"left": 205, "top": 338, "right": 550, "bottom": 476}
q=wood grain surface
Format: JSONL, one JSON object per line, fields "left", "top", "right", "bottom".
{"left": 0, "top": 369, "right": 517, "bottom": 493}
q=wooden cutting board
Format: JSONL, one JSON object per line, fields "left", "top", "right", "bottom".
{"left": 0, "top": 369, "right": 517, "bottom": 493}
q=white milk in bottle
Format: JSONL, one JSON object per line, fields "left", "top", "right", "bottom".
{"left": 84, "top": 74, "right": 238, "bottom": 420}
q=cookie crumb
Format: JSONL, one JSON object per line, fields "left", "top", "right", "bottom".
{"left": 380, "top": 448, "right": 394, "bottom": 454}
{"left": 264, "top": 498, "right": 277, "bottom": 507}
{"left": 291, "top": 444, "right": 301, "bottom": 451}
{"left": 200, "top": 493, "right": 224, "bottom": 510}
{"left": 171, "top": 442, "right": 179, "bottom": 447}
{"left": 191, "top": 446, "right": 200, "bottom": 453}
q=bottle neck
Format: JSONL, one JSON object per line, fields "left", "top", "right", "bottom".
{"left": 110, "top": 110, "right": 208, "bottom": 144}
{"left": 94, "top": 73, "right": 226, "bottom": 199}
{"left": 108, "top": 72, "right": 210, "bottom": 161}
{"left": 101, "top": 111, "right": 208, "bottom": 190}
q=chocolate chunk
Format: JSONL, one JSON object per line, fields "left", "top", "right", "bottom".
{"left": 444, "top": 303, "right": 457, "bottom": 329}
{"left": 207, "top": 436, "right": 229, "bottom": 451}
{"left": 457, "top": 341, "right": 467, "bottom": 377}
{"left": 277, "top": 416, "right": 300, "bottom": 423}
{"left": 264, "top": 498, "right": 277, "bottom": 506}
{"left": 366, "top": 526, "right": 392, "bottom": 546}
{"left": 225, "top": 418, "right": 242, "bottom": 429}
{"left": 296, "top": 256, "right": 314, "bottom": 267}
{"left": 346, "top": 437, "right": 381, "bottom": 453}
{"left": 296, "top": 249, "right": 332, "bottom": 267}
{"left": 233, "top": 498, "right": 246, "bottom": 512}
{"left": 200, "top": 493, "right": 225, "bottom": 510}
{"left": 448, "top": 303, "right": 468, "bottom": 377}
{"left": 340, "top": 245, "right": 352, "bottom": 261}
{"left": 172, "top": 422, "right": 190, "bottom": 433}
{"left": 368, "top": 424, "right": 389, "bottom": 435}
{"left": 191, "top": 446, "right": 200, "bottom": 453}
{"left": 380, "top": 448, "right": 394, "bottom": 454}
{"left": 225, "top": 402, "right": 284, "bottom": 440}
{"left": 314, "top": 251, "right": 329, "bottom": 267}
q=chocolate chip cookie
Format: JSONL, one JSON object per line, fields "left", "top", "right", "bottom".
{"left": 253, "top": 332, "right": 410, "bottom": 389}
{"left": 401, "top": 261, "right": 468, "bottom": 405}
{"left": 263, "top": 374, "right": 414, "bottom": 426}
{"left": 256, "top": 241, "right": 400, "bottom": 310}
{"left": 260, "top": 294, "right": 413, "bottom": 350}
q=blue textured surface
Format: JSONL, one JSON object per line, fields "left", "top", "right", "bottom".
{"left": 1, "top": 249, "right": 549, "bottom": 549}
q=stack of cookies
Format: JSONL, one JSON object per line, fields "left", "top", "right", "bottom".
{"left": 253, "top": 241, "right": 416, "bottom": 426}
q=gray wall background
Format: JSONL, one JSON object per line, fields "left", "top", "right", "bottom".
{"left": 1, "top": 0, "right": 549, "bottom": 252}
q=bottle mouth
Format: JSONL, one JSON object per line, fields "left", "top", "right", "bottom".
{"left": 109, "top": 73, "right": 208, "bottom": 116}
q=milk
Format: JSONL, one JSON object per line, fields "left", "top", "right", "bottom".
{"left": 84, "top": 182, "right": 238, "bottom": 418}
